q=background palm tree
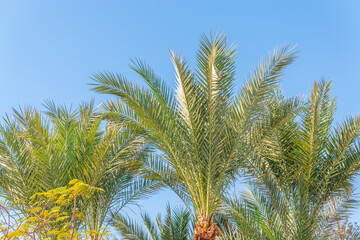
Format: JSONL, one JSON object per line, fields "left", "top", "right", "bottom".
{"left": 0, "top": 100, "right": 158, "bottom": 239}
{"left": 222, "top": 80, "right": 360, "bottom": 240}
{"left": 327, "top": 216, "right": 360, "bottom": 240}
{"left": 91, "top": 32, "right": 298, "bottom": 239}
{"left": 112, "top": 204, "right": 192, "bottom": 240}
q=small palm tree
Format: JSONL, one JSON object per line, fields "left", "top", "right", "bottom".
{"left": 112, "top": 205, "right": 192, "bottom": 240}
{"left": 223, "top": 80, "right": 360, "bottom": 240}
{"left": 91, "top": 32, "right": 298, "bottom": 239}
{"left": 0, "top": 101, "right": 157, "bottom": 239}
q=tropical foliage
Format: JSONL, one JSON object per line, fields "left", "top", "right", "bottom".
{"left": 0, "top": 33, "right": 359, "bottom": 240}
{"left": 0, "top": 101, "right": 157, "bottom": 239}
{"left": 113, "top": 205, "right": 192, "bottom": 240}
{"left": 222, "top": 80, "right": 360, "bottom": 239}
{"left": 1, "top": 180, "right": 102, "bottom": 240}
{"left": 328, "top": 217, "right": 360, "bottom": 240}
{"left": 90, "top": 33, "right": 300, "bottom": 239}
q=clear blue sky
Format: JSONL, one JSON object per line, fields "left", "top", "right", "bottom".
{"left": 1, "top": 0, "right": 360, "bottom": 226}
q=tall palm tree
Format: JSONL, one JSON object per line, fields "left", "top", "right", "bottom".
{"left": 112, "top": 205, "right": 192, "bottom": 240}
{"left": 223, "top": 80, "right": 360, "bottom": 239}
{"left": 91, "top": 32, "right": 298, "bottom": 239}
{"left": 0, "top": 101, "right": 157, "bottom": 239}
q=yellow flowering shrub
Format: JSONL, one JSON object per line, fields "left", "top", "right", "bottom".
{"left": 1, "top": 179, "right": 103, "bottom": 240}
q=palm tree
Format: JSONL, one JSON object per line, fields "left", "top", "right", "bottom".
{"left": 328, "top": 217, "right": 360, "bottom": 240}
{"left": 223, "top": 183, "right": 360, "bottom": 240}
{"left": 112, "top": 204, "right": 192, "bottom": 240}
{"left": 222, "top": 80, "right": 360, "bottom": 239}
{"left": 91, "top": 32, "right": 298, "bottom": 239}
{"left": 0, "top": 100, "right": 158, "bottom": 239}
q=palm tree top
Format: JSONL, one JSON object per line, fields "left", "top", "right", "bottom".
{"left": 91, "top": 32, "right": 298, "bottom": 239}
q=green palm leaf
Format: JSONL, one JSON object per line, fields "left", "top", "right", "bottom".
{"left": 91, "top": 32, "right": 297, "bottom": 238}
{"left": 112, "top": 204, "right": 192, "bottom": 240}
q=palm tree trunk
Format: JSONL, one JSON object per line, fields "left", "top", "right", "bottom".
{"left": 193, "top": 214, "right": 220, "bottom": 240}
